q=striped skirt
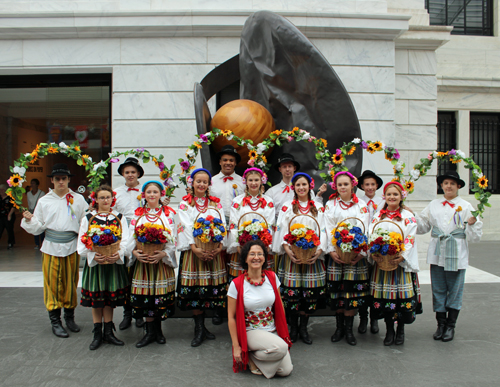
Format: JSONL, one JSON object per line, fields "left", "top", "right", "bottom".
{"left": 277, "top": 254, "right": 327, "bottom": 313}
{"left": 326, "top": 257, "right": 371, "bottom": 310}
{"left": 370, "top": 265, "right": 422, "bottom": 323}
{"left": 130, "top": 260, "right": 176, "bottom": 319}
{"left": 228, "top": 252, "right": 277, "bottom": 282}
{"left": 177, "top": 250, "right": 228, "bottom": 311}
{"left": 80, "top": 261, "right": 129, "bottom": 308}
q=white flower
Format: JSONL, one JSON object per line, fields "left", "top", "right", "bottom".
{"left": 340, "top": 243, "right": 351, "bottom": 253}
{"left": 227, "top": 134, "right": 234, "bottom": 141}
{"left": 456, "top": 150, "right": 466, "bottom": 158}
{"left": 93, "top": 161, "right": 107, "bottom": 171}
{"left": 203, "top": 228, "right": 210, "bottom": 235}
{"left": 24, "top": 153, "right": 30, "bottom": 157}
{"left": 59, "top": 142, "right": 68, "bottom": 149}
{"left": 410, "top": 169, "right": 420, "bottom": 180}
{"left": 247, "top": 144, "right": 254, "bottom": 150}
{"left": 13, "top": 166, "right": 26, "bottom": 176}
{"left": 256, "top": 143, "right": 267, "bottom": 154}
{"left": 86, "top": 156, "right": 93, "bottom": 162}
{"left": 186, "top": 149, "right": 196, "bottom": 158}
{"left": 473, "top": 170, "right": 483, "bottom": 178}
{"left": 257, "top": 160, "right": 266, "bottom": 168}
{"left": 302, "top": 132, "right": 311, "bottom": 140}
{"left": 432, "top": 151, "right": 438, "bottom": 158}
{"left": 352, "top": 138, "right": 361, "bottom": 144}
{"left": 213, "top": 228, "right": 221, "bottom": 236}
{"left": 382, "top": 234, "right": 390, "bottom": 242}
{"left": 394, "top": 161, "right": 404, "bottom": 171}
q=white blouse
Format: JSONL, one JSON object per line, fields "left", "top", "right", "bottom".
{"left": 358, "top": 194, "right": 385, "bottom": 223}
{"left": 114, "top": 183, "right": 143, "bottom": 224}
{"left": 210, "top": 172, "right": 245, "bottom": 218}
{"left": 266, "top": 180, "right": 324, "bottom": 217}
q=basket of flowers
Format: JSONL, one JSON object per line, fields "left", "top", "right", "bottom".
{"left": 368, "top": 220, "right": 405, "bottom": 271}
{"left": 134, "top": 214, "right": 173, "bottom": 255}
{"left": 80, "top": 212, "right": 122, "bottom": 260}
{"left": 332, "top": 217, "right": 368, "bottom": 264}
{"left": 284, "top": 215, "right": 321, "bottom": 264}
{"left": 193, "top": 208, "right": 227, "bottom": 252}
{"left": 237, "top": 212, "right": 273, "bottom": 247}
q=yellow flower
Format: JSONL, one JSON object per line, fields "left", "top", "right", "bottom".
{"left": 290, "top": 223, "right": 306, "bottom": 231}
{"left": 74, "top": 146, "right": 80, "bottom": 152}
{"left": 232, "top": 184, "right": 238, "bottom": 189}
{"left": 477, "top": 176, "right": 488, "bottom": 189}
{"left": 367, "top": 144, "right": 376, "bottom": 154}
{"left": 221, "top": 129, "right": 232, "bottom": 137}
{"left": 272, "top": 129, "right": 282, "bottom": 136}
{"left": 352, "top": 301, "right": 358, "bottom": 307}
{"left": 248, "top": 150, "right": 257, "bottom": 159}
{"left": 292, "top": 127, "right": 299, "bottom": 132}
{"left": 8, "top": 174, "right": 23, "bottom": 188}
{"left": 372, "top": 141, "right": 382, "bottom": 151}
{"left": 406, "top": 302, "right": 411, "bottom": 309}
{"left": 193, "top": 142, "right": 202, "bottom": 149}
{"left": 384, "top": 152, "right": 392, "bottom": 161}
{"left": 320, "top": 139, "right": 327, "bottom": 148}
{"left": 391, "top": 177, "right": 400, "bottom": 182}
{"left": 29, "top": 150, "right": 39, "bottom": 163}
{"left": 48, "top": 146, "right": 58, "bottom": 154}
{"left": 450, "top": 157, "right": 461, "bottom": 164}
{"left": 456, "top": 206, "right": 462, "bottom": 212}
{"left": 242, "top": 220, "right": 252, "bottom": 227}
{"left": 332, "top": 154, "right": 344, "bottom": 165}
{"left": 261, "top": 155, "right": 267, "bottom": 163}
{"left": 437, "top": 151, "right": 448, "bottom": 158}
{"left": 160, "top": 170, "right": 170, "bottom": 180}
{"left": 405, "top": 181, "right": 414, "bottom": 192}
{"left": 347, "top": 146, "right": 356, "bottom": 155}
{"left": 194, "top": 222, "right": 202, "bottom": 229}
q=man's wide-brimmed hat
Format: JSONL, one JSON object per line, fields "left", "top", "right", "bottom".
{"left": 118, "top": 157, "right": 144, "bottom": 178}
{"left": 217, "top": 145, "right": 242, "bottom": 164}
{"left": 47, "top": 163, "right": 74, "bottom": 177}
{"left": 437, "top": 170, "right": 465, "bottom": 189}
{"left": 358, "top": 170, "right": 383, "bottom": 190}
{"left": 274, "top": 153, "right": 300, "bottom": 172}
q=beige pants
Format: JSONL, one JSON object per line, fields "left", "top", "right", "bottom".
{"left": 246, "top": 329, "right": 293, "bottom": 379}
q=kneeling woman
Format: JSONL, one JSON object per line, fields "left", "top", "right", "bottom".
{"left": 228, "top": 240, "right": 292, "bottom": 379}
{"left": 369, "top": 181, "right": 422, "bottom": 345}
{"left": 78, "top": 185, "right": 129, "bottom": 350}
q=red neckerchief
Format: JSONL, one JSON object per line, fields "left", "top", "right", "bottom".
{"left": 232, "top": 270, "right": 291, "bottom": 373}
{"left": 380, "top": 209, "right": 402, "bottom": 220}
{"left": 442, "top": 200, "right": 455, "bottom": 208}
{"left": 182, "top": 193, "right": 195, "bottom": 205}
{"left": 163, "top": 206, "right": 176, "bottom": 216}
{"left": 329, "top": 193, "right": 338, "bottom": 201}
{"left": 242, "top": 195, "right": 267, "bottom": 209}
{"left": 208, "top": 196, "right": 221, "bottom": 204}
{"left": 223, "top": 176, "right": 234, "bottom": 183}
{"left": 127, "top": 187, "right": 139, "bottom": 192}
{"left": 282, "top": 185, "right": 291, "bottom": 193}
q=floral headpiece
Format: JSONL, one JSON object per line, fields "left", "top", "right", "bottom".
{"left": 142, "top": 180, "right": 166, "bottom": 197}
{"left": 188, "top": 168, "right": 212, "bottom": 188}
{"left": 292, "top": 172, "right": 315, "bottom": 190}
{"left": 242, "top": 167, "right": 268, "bottom": 185}
{"left": 330, "top": 171, "right": 358, "bottom": 190}
{"left": 383, "top": 181, "right": 408, "bottom": 200}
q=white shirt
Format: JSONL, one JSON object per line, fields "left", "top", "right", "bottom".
{"left": 21, "top": 189, "right": 88, "bottom": 257}
{"left": 266, "top": 180, "right": 323, "bottom": 217}
{"left": 27, "top": 189, "right": 45, "bottom": 212}
{"left": 77, "top": 210, "right": 129, "bottom": 267}
{"left": 210, "top": 172, "right": 244, "bottom": 218}
{"left": 416, "top": 196, "right": 483, "bottom": 269}
{"left": 227, "top": 273, "right": 281, "bottom": 332}
{"left": 114, "top": 183, "right": 143, "bottom": 224}
{"left": 358, "top": 194, "right": 384, "bottom": 222}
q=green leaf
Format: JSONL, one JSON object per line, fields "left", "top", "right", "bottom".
{"left": 315, "top": 153, "right": 321, "bottom": 160}
{"left": 276, "top": 139, "right": 281, "bottom": 147}
{"left": 143, "top": 157, "right": 150, "bottom": 163}
{"left": 320, "top": 173, "right": 328, "bottom": 180}
{"left": 474, "top": 192, "right": 481, "bottom": 200}
{"left": 318, "top": 162, "right": 324, "bottom": 170}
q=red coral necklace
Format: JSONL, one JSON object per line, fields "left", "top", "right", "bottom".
{"left": 195, "top": 196, "right": 209, "bottom": 212}
{"left": 145, "top": 206, "right": 162, "bottom": 222}
{"left": 245, "top": 271, "right": 265, "bottom": 286}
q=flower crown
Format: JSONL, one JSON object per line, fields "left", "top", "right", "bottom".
{"left": 242, "top": 167, "right": 268, "bottom": 185}
{"left": 382, "top": 181, "right": 408, "bottom": 200}
{"left": 330, "top": 171, "right": 358, "bottom": 190}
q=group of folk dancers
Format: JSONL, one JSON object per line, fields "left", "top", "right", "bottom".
{"left": 21, "top": 144, "right": 482, "bottom": 358}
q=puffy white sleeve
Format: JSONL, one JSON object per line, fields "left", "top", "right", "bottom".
{"left": 324, "top": 202, "right": 336, "bottom": 254}
{"left": 400, "top": 218, "right": 419, "bottom": 272}
{"left": 464, "top": 202, "right": 483, "bottom": 243}
{"left": 416, "top": 203, "right": 432, "bottom": 234}
{"left": 227, "top": 198, "right": 240, "bottom": 254}
{"left": 127, "top": 217, "right": 138, "bottom": 266}
{"left": 20, "top": 202, "right": 46, "bottom": 236}
{"left": 161, "top": 214, "right": 178, "bottom": 268}
{"left": 272, "top": 204, "right": 291, "bottom": 255}
{"left": 177, "top": 201, "right": 195, "bottom": 251}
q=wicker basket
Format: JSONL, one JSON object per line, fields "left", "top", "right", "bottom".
{"left": 371, "top": 220, "right": 404, "bottom": 272}
{"left": 333, "top": 217, "right": 366, "bottom": 265}
{"left": 89, "top": 212, "right": 122, "bottom": 261}
{"left": 288, "top": 214, "right": 320, "bottom": 264}
{"left": 194, "top": 207, "right": 224, "bottom": 252}
{"left": 134, "top": 213, "right": 167, "bottom": 256}
{"left": 237, "top": 211, "right": 270, "bottom": 247}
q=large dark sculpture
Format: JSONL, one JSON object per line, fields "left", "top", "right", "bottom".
{"left": 194, "top": 10, "right": 362, "bottom": 185}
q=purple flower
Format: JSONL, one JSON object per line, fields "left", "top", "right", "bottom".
{"left": 361, "top": 141, "right": 368, "bottom": 150}
{"left": 110, "top": 158, "right": 119, "bottom": 163}
{"left": 158, "top": 162, "right": 165, "bottom": 170}
{"left": 200, "top": 134, "right": 208, "bottom": 143}
{"left": 449, "top": 149, "right": 456, "bottom": 156}
{"left": 336, "top": 149, "right": 342, "bottom": 156}
{"left": 393, "top": 150, "right": 400, "bottom": 160}
{"left": 136, "top": 148, "right": 144, "bottom": 152}
{"left": 390, "top": 303, "right": 396, "bottom": 310}
{"left": 180, "top": 160, "right": 190, "bottom": 170}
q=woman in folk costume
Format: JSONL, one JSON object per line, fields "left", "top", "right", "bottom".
{"left": 368, "top": 181, "right": 422, "bottom": 346}
{"left": 227, "top": 168, "right": 275, "bottom": 281}
{"left": 177, "top": 168, "right": 228, "bottom": 347}
{"left": 273, "top": 172, "right": 327, "bottom": 345}
{"left": 78, "top": 185, "right": 129, "bottom": 350}
{"left": 324, "top": 171, "right": 370, "bottom": 346}
{"left": 416, "top": 170, "right": 482, "bottom": 342}
{"left": 228, "top": 240, "right": 292, "bottom": 379}
{"left": 128, "top": 180, "right": 177, "bottom": 348}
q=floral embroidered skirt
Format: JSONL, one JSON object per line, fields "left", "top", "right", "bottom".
{"left": 370, "top": 265, "right": 423, "bottom": 323}
{"left": 177, "top": 250, "right": 228, "bottom": 310}
{"left": 130, "top": 260, "right": 176, "bottom": 319}
{"left": 326, "top": 257, "right": 371, "bottom": 311}
{"left": 80, "top": 261, "right": 129, "bottom": 308}
{"left": 227, "top": 252, "right": 277, "bottom": 282}
{"left": 277, "top": 254, "right": 327, "bottom": 313}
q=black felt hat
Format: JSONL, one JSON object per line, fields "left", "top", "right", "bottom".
{"left": 274, "top": 153, "right": 301, "bottom": 172}
{"left": 217, "top": 145, "right": 241, "bottom": 164}
{"left": 358, "top": 170, "right": 383, "bottom": 190}
{"left": 118, "top": 157, "right": 144, "bottom": 178}
{"left": 437, "top": 170, "right": 465, "bottom": 189}
{"left": 47, "top": 163, "right": 74, "bottom": 177}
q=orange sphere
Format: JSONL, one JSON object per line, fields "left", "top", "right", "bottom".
{"left": 210, "top": 99, "right": 275, "bottom": 168}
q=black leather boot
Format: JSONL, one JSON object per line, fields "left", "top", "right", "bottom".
{"left": 370, "top": 307, "right": 379, "bottom": 334}
{"left": 103, "top": 321, "right": 124, "bottom": 346}
{"left": 119, "top": 309, "right": 132, "bottom": 330}
{"left": 135, "top": 318, "right": 145, "bottom": 328}
{"left": 331, "top": 314, "right": 345, "bottom": 342}
{"left": 357, "top": 305, "right": 368, "bottom": 334}
{"left": 383, "top": 318, "right": 395, "bottom": 346}
{"left": 344, "top": 315, "right": 357, "bottom": 346}
{"left": 63, "top": 308, "right": 80, "bottom": 332}
{"left": 89, "top": 323, "right": 103, "bottom": 350}
{"left": 433, "top": 312, "right": 447, "bottom": 340}
{"left": 442, "top": 308, "right": 460, "bottom": 342}
{"left": 136, "top": 321, "right": 156, "bottom": 348}
{"left": 49, "top": 309, "right": 69, "bottom": 338}
{"left": 191, "top": 314, "right": 207, "bottom": 347}
{"left": 299, "top": 314, "right": 312, "bottom": 345}
{"left": 289, "top": 313, "right": 299, "bottom": 343}
{"left": 155, "top": 318, "right": 166, "bottom": 344}
{"left": 395, "top": 322, "right": 405, "bottom": 345}
{"left": 212, "top": 309, "right": 223, "bottom": 326}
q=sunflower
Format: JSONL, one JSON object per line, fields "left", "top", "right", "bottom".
{"left": 367, "top": 144, "right": 377, "bottom": 154}
{"left": 391, "top": 177, "right": 400, "bottom": 182}
{"left": 478, "top": 176, "right": 488, "bottom": 189}
{"left": 193, "top": 142, "right": 202, "bottom": 149}
{"left": 384, "top": 152, "right": 393, "bottom": 161}
{"left": 47, "top": 146, "right": 58, "bottom": 154}
{"left": 405, "top": 181, "right": 415, "bottom": 192}
{"left": 347, "top": 146, "right": 356, "bottom": 155}
{"left": 261, "top": 155, "right": 267, "bottom": 163}
{"left": 74, "top": 146, "right": 80, "bottom": 152}
{"left": 372, "top": 141, "right": 382, "bottom": 151}
{"left": 29, "top": 150, "right": 38, "bottom": 164}
{"left": 248, "top": 150, "right": 257, "bottom": 159}
{"left": 450, "top": 157, "right": 462, "bottom": 164}
{"left": 160, "top": 170, "right": 170, "bottom": 180}
{"left": 437, "top": 151, "right": 448, "bottom": 158}
{"left": 320, "top": 139, "right": 328, "bottom": 148}
{"left": 6, "top": 190, "right": 15, "bottom": 200}
{"left": 332, "top": 154, "right": 344, "bottom": 165}
{"left": 8, "top": 174, "right": 23, "bottom": 187}
{"left": 221, "top": 129, "right": 232, "bottom": 137}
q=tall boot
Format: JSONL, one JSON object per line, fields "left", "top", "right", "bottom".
{"left": 103, "top": 322, "right": 124, "bottom": 346}
{"left": 48, "top": 309, "right": 69, "bottom": 338}
{"left": 191, "top": 314, "right": 207, "bottom": 347}
{"left": 331, "top": 314, "right": 345, "bottom": 342}
{"left": 433, "top": 312, "right": 447, "bottom": 340}
{"left": 370, "top": 307, "right": 379, "bottom": 334}
{"left": 289, "top": 313, "right": 299, "bottom": 343}
{"left": 135, "top": 317, "right": 145, "bottom": 328}
{"left": 383, "top": 317, "right": 395, "bottom": 346}
{"left": 136, "top": 321, "right": 156, "bottom": 348}
{"left": 119, "top": 308, "right": 132, "bottom": 330}
{"left": 212, "top": 308, "right": 223, "bottom": 326}
{"left": 442, "top": 308, "right": 460, "bottom": 342}
{"left": 89, "top": 323, "right": 103, "bottom": 350}
{"left": 155, "top": 318, "right": 166, "bottom": 344}
{"left": 357, "top": 305, "right": 368, "bottom": 334}
{"left": 344, "top": 315, "right": 357, "bottom": 346}
{"left": 395, "top": 322, "right": 405, "bottom": 345}
{"left": 299, "top": 314, "right": 312, "bottom": 345}
{"left": 63, "top": 308, "right": 80, "bottom": 332}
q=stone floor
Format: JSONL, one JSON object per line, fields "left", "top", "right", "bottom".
{"left": 0, "top": 243, "right": 499, "bottom": 387}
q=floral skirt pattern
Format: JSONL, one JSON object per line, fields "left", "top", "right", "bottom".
{"left": 371, "top": 266, "right": 423, "bottom": 323}
{"left": 177, "top": 250, "right": 228, "bottom": 311}
{"left": 130, "top": 260, "right": 176, "bottom": 319}
{"left": 80, "top": 261, "right": 129, "bottom": 308}
{"left": 277, "top": 254, "right": 327, "bottom": 313}
{"left": 227, "top": 252, "right": 277, "bottom": 282}
{"left": 326, "top": 257, "right": 371, "bottom": 310}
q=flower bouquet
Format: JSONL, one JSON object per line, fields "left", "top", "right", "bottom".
{"left": 284, "top": 220, "right": 321, "bottom": 264}
{"left": 237, "top": 213, "right": 273, "bottom": 247}
{"left": 369, "top": 221, "right": 405, "bottom": 271}
{"left": 134, "top": 216, "right": 173, "bottom": 255}
{"left": 331, "top": 218, "right": 368, "bottom": 264}
{"left": 81, "top": 212, "right": 123, "bottom": 260}
{"left": 193, "top": 211, "right": 227, "bottom": 251}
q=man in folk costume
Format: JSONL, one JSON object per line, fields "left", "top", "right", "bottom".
{"left": 355, "top": 170, "right": 384, "bottom": 335}
{"left": 21, "top": 163, "right": 88, "bottom": 338}
{"left": 416, "top": 170, "right": 482, "bottom": 342}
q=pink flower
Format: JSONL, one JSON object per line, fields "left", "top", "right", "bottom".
{"left": 288, "top": 136, "right": 293, "bottom": 142}
{"left": 247, "top": 158, "right": 255, "bottom": 167}
{"left": 336, "top": 149, "right": 342, "bottom": 156}
{"left": 427, "top": 152, "right": 433, "bottom": 161}
{"left": 110, "top": 158, "right": 120, "bottom": 163}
